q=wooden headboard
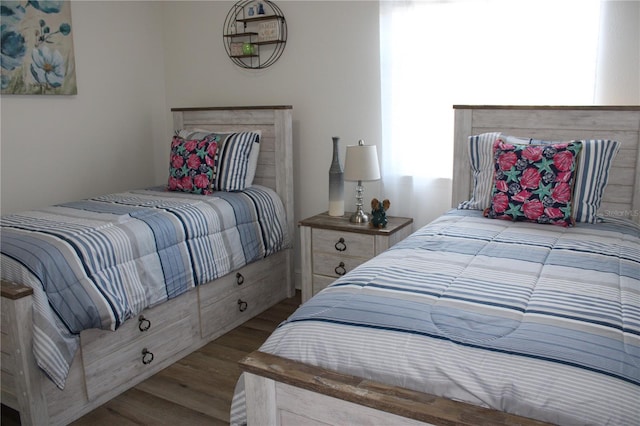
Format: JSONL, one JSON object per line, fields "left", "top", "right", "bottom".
{"left": 451, "top": 105, "right": 640, "bottom": 224}
{"left": 171, "top": 105, "right": 295, "bottom": 283}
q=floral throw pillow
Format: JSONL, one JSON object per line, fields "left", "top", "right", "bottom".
{"left": 484, "top": 138, "right": 582, "bottom": 227}
{"left": 167, "top": 134, "right": 220, "bottom": 195}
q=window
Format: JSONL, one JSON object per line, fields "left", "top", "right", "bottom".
{"left": 380, "top": 0, "right": 601, "bottom": 225}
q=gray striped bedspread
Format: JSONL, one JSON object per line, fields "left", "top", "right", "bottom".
{"left": 231, "top": 210, "right": 639, "bottom": 425}
{"left": 1, "top": 185, "right": 289, "bottom": 389}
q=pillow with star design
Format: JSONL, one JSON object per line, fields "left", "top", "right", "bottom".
{"left": 484, "top": 138, "right": 582, "bottom": 227}
{"left": 168, "top": 133, "right": 219, "bottom": 195}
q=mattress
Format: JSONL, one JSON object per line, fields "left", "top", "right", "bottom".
{"left": 1, "top": 185, "right": 289, "bottom": 389}
{"left": 231, "top": 210, "right": 640, "bottom": 425}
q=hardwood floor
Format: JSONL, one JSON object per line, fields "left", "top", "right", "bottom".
{"left": 1, "top": 290, "right": 301, "bottom": 426}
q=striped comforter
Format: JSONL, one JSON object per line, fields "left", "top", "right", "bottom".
{"left": 231, "top": 210, "right": 640, "bottom": 425}
{"left": 1, "top": 186, "right": 289, "bottom": 389}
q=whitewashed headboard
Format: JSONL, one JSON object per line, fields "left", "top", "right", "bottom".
{"left": 451, "top": 105, "right": 640, "bottom": 224}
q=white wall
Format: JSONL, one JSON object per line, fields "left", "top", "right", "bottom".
{"left": 160, "top": 1, "right": 383, "bottom": 225}
{"left": 1, "top": 1, "right": 168, "bottom": 214}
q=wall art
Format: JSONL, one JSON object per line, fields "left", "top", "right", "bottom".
{"left": 1, "top": 0, "right": 77, "bottom": 95}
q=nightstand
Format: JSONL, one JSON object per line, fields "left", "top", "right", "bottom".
{"left": 299, "top": 212, "right": 413, "bottom": 303}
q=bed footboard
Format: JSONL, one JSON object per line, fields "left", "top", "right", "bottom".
{"left": 240, "top": 351, "right": 552, "bottom": 426}
{"left": 1, "top": 281, "right": 49, "bottom": 425}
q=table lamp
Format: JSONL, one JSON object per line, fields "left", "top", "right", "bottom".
{"left": 344, "top": 139, "right": 381, "bottom": 223}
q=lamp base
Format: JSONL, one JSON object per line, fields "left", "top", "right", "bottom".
{"left": 349, "top": 180, "right": 369, "bottom": 223}
{"left": 349, "top": 208, "right": 369, "bottom": 223}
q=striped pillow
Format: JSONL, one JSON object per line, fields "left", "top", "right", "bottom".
{"left": 458, "top": 132, "right": 501, "bottom": 210}
{"left": 215, "top": 131, "right": 261, "bottom": 191}
{"left": 571, "top": 139, "right": 620, "bottom": 223}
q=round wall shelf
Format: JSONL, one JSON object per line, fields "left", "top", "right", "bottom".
{"left": 223, "top": 0, "right": 287, "bottom": 69}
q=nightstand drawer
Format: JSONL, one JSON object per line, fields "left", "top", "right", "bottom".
{"left": 313, "top": 274, "right": 336, "bottom": 294}
{"left": 312, "top": 252, "right": 368, "bottom": 278}
{"left": 311, "top": 228, "right": 374, "bottom": 258}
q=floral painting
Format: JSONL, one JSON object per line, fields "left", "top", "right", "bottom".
{"left": 1, "top": 0, "right": 77, "bottom": 95}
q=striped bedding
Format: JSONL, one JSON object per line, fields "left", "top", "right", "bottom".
{"left": 231, "top": 209, "right": 640, "bottom": 425}
{"left": 1, "top": 185, "right": 289, "bottom": 389}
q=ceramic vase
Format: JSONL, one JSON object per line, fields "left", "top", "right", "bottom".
{"left": 328, "top": 136, "right": 345, "bottom": 216}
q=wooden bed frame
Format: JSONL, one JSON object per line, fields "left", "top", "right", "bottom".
{"left": 240, "top": 105, "right": 640, "bottom": 426}
{"left": 0, "top": 106, "right": 295, "bottom": 425}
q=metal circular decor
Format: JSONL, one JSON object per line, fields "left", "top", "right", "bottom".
{"left": 223, "top": 0, "right": 287, "bottom": 69}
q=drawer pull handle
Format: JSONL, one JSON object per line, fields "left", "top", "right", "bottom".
{"left": 238, "top": 298, "right": 248, "bottom": 312}
{"left": 141, "top": 348, "right": 154, "bottom": 365}
{"left": 335, "top": 262, "right": 346, "bottom": 276}
{"left": 138, "top": 315, "right": 151, "bottom": 332}
{"left": 335, "top": 238, "right": 347, "bottom": 252}
{"left": 236, "top": 272, "right": 245, "bottom": 285}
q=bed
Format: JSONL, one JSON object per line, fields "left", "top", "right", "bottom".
{"left": 0, "top": 105, "right": 295, "bottom": 425}
{"left": 234, "top": 105, "right": 640, "bottom": 426}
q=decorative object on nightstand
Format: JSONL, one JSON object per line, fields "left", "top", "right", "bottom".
{"left": 344, "top": 139, "right": 381, "bottom": 223}
{"left": 328, "top": 136, "right": 345, "bottom": 217}
{"left": 299, "top": 212, "right": 413, "bottom": 303}
{"left": 370, "top": 198, "right": 390, "bottom": 228}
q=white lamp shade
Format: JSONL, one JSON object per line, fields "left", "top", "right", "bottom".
{"left": 344, "top": 144, "right": 381, "bottom": 182}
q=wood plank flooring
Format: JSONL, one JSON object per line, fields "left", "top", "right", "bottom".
{"left": 1, "top": 290, "right": 301, "bottom": 426}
